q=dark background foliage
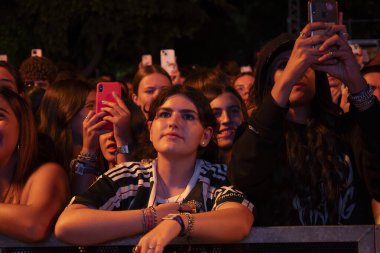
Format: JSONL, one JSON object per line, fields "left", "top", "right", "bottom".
{"left": 0, "top": 0, "right": 379, "bottom": 78}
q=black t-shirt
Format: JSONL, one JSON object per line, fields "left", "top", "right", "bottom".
{"left": 228, "top": 95, "right": 380, "bottom": 226}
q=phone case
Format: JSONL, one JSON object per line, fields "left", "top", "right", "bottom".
{"left": 308, "top": 0, "right": 338, "bottom": 42}
{"left": 240, "top": 66, "right": 253, "bottom": 73}
{"left": 31, "top": 49, "right": 43, "bottom": 57}
{"left": 142, "top": 54, "right": 153, "bottom": 66}
{"left": 96, "top": 82, "right": 121, "bottom": 130}
{"left": 160, "top": 49, "right": 176, "bottom": 74}
{"left": 0, "top": 55, "right": 8, "bottom": 62}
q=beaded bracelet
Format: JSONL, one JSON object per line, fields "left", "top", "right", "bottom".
{"left": 180, "top": 200, "right": 202, "bottom": 213}
{"left": 348, "top": 85, "right": 376, "bottom": 112}
{"left": 70, "top": 159, "right": 101, "bottom": 176}
{"left": 141, "top": 209, "right": 148, "bottom": 233}
{"left": 78, "top": 152, "right": 97, "bottom": 162}
{"left": 149, "top": 206, "right": 158, "bottom": 228}
{"left": 142, "top": 206, "right": 158, "bottom": 232}
{"left": 182, "top": 212, "right": 194, "bottom": 236}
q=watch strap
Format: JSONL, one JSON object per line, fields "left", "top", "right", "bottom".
{"left": 116, "top": 144, "right": 129, "bottom": 154}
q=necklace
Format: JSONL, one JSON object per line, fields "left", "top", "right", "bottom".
{"left": 157, "top": 174, "right": 184, "bottom": 203}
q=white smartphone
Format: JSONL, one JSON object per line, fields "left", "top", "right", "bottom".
{"left": 31, "top": 49, "right": 43, "bottom": 57}
{"left": 0, "top": 55, "right": 8, "bottom": 62}
{"left": 240, "top": 66, "right": 253, "bottom": 73}
{"left": 142, "top": 54, "right": 152, "bottom": 66}
{"left": 160, "top": 49, "right": 176, "bottom": 74}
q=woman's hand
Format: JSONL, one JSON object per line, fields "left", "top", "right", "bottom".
{"left": 313, "top": 24, "right": 367, "bottom": 93}
{"left": 271, "top": 22, "right": 328, "bottom": 106}
{"left": 101, "top": 93, "right": 132, "bottom": 147}
{"left": 134, "top": 220, "right": 181, "bottom": 253}
{"left": 81, "top": 110, "right": 108, "bottom": 154}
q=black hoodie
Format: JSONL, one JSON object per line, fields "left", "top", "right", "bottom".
{"left": 228, "top": 33, "right": 380, "bottom": 226}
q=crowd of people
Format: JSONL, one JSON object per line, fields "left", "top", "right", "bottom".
{"left": 0, "top": 22, "right": 379, "bottom": 252}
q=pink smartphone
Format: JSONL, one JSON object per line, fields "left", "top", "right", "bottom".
{"left": 160, "top": 49, "right": 176, "bottom": 74}
{"left": 96, "top": 82, "right": 121, "bottom": 131}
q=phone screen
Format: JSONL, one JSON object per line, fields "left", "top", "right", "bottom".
{"left": 160, "top": 49, "right": 176, "bottom": 75}
{"left": 96, "top": 82, "right": 121, "bottom": 131}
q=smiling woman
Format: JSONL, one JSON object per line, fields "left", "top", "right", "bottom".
{"left": 0, "top": 87, "right": 69, "bottom": 242}
{"left": 55, "top": 85, "right": 254, "bottom": 251}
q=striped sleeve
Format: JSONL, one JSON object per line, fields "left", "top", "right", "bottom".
{"left": 71, "top": 173, "right": 117, "bottom": 209}
{"left": 71, "top": 162, "right": 152, "bottom": 210}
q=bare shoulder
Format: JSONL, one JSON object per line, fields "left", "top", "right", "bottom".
{"left": 29, "top": 162, "right": 68, "bottom": 181}
{"left": 22, "top": 162, "right": 70, "bottom": 202}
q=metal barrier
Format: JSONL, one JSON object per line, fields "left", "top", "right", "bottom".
{"left": 0, "top": 225, "right": 378, "bottom": 253}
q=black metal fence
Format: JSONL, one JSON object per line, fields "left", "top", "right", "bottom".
{"left": 0, "top": 226, "right": 378, "bottom": 253}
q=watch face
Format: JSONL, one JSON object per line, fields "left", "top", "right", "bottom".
{"left": 162, "top": 214, "right": 180, "bottom": 220}
{"left": 117, "top": 145, "right": 129, "bottom": 154}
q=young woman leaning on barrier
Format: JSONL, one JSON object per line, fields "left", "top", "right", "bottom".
{"left": 0, "top": 87, "right": 70, "bottom": 242}
{"left": 55, "top": 85, "right": 254, "bottom": 252}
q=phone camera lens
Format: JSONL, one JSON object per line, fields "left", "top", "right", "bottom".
{"left": 99, "top": 84, "right": 103, "bottom": 92}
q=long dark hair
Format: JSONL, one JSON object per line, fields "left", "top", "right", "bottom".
{"left": 0, "top": 61, "right": 23, "bottom": 94}
{"left": 0, "top": 88, "right": 38, "bottom": 202}
{"left": 148, "top": 85, "right": 219, "bottom": 163}
{"left": 254, "top": 34, "right": 349, "bottom": 224}
{"left": 38, "top": 79, "right": 94, "bottom": 175}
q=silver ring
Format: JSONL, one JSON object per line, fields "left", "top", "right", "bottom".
{"left": 329, "top": 51, "right": 334, "bottom": 57}
{"left": 148, "top": 247, "right": 155, "bottom": 249}
{"left": 299, "top": 31, "right": 308, "bottom": 39}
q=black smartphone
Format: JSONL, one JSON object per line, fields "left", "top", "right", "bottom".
{"left": 308, "top": 0, "right": 338, "bottom": 37}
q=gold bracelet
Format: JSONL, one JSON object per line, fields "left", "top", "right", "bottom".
{"left": 182, "top": 212, "right": 194, "bottom": 236}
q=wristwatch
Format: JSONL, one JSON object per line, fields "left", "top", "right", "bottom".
{"left": 116, "top": 144, "right": 129, "bottom": 154}
{"left": 162, "top": 214, "right": 186, "bottom": 236}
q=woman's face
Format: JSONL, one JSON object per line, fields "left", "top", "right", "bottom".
{"left": 0, "top": 67, "right": 17, "bottom": 93}
{"left": 149, "top": 94, "right": 212, "bottom": 158}
{"left": 0, "top": 96, "right": 19, "bottom": 167}
{"left": 70, "top": 91, "right": 96, "bottom": 138}
{"left": 133, "top": 73, "right": 171, "bottom": 119}
{"left": 233, "top": 75, "right": 254, "bottom": 105}
{"left": 99, "top": 131, "right": 116, "bottom": 163}
{"left": 273, "top": 51, "right": 316, "bottom": 107}
{"left": 210, "top": 92, "right": 244, "bottom": 151}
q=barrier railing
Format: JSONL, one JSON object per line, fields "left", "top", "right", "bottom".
{"left": 0, "top": 225, "right": 378, "bottom": 253}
